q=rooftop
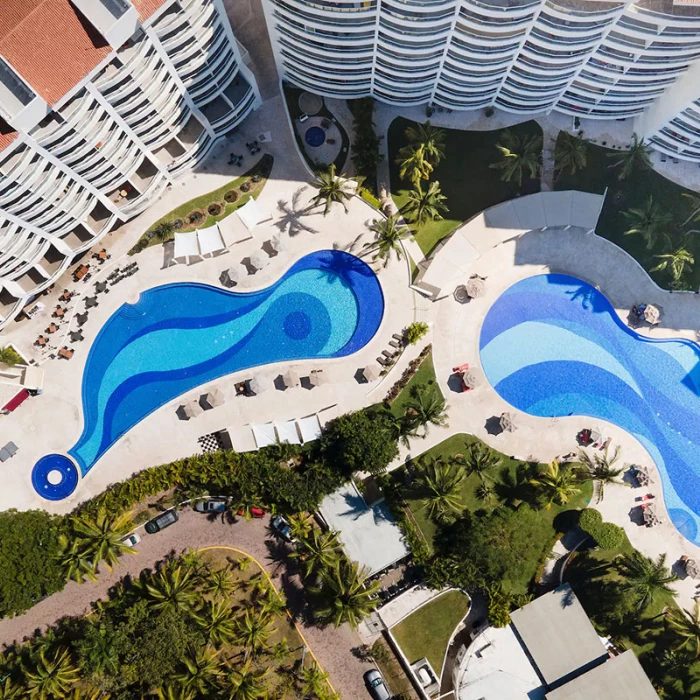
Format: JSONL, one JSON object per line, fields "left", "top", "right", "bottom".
{"left": 0, "top": 0, "right": 111, "bottom": 106}
{"left": 131, "top": 0, "right": 170, "bottom": 21}
{"left": 510, "top": 584, "right": 608, "bottom": 688}
{"left": 545, "top": 650, "right": 660, "bottom": 700}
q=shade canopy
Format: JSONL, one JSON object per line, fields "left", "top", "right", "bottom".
{"left": 201, "top": 387, "right": 224, "bottom": 409}
{"left": 248, "top": 375, "right": 266, "bottom": 394}
{"left": 687, "top": 558, "right": 700, "bottom": 579}
{"left": 298, "top": 414, "right": 322, "bottom": 443}
{"left": 466, "top": 277, "right": 486, "bottom": 298}
{"left": 174, "top": 231, "right": 199, "bottom": 260}
{"left": 275, "top": 420, "right": 301, "bottom": 445}
{"left": 500, "top": 411, "right": 517, "bottom": 432}
{"left": 221, "top": 266, "right": 240, "bottom": 287}
{"left": 363, "top": 363, "right": 381, "bottom": 382}
{"left": 252, "top": 423, "right": 277, "bottom": 448}
{"left": 249, "top": 250, "right": 269, "bottom": 270}
{"left": 237, "top": 198, "right": 270, "bottom": 231}
{"left": 462, "top": 370, "right": 478, "bottom": 389}
{"left": 282, "top": 368, "right": 300, "bottom": 388}
{"left": 179, "top": 399, "right": 204, "bottom": 419}
{"left": 270, "top": 234, "right": 287, "bottom": 252}
{"left": 644, "top": 304, "right": 661, "bottom": 325}
{"left": 454, "top": 285, "right": 469, "bottom": 304}
{"left": 309, "top": 371, "right": 327, "bottom": 386}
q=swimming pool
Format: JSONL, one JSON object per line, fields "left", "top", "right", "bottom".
{"left": 33, "top": 250, "right": 384, "bottom": 500}
{"left": 479, "top": 273, "right": 700, "bottom": 545}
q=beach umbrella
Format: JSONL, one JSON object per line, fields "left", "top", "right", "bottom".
{"left": 201, "top": 387, "right": 225, "bottom": 409}
{"left": 182, "top": 399, "right": 203, "bottom": 419}
{"left": 687, "top": 559, "right": 700, "bottom": 579}
{"left": 500, "top": 412, "right": 517, "bottom": 433}
{"left": 250, "top": 250, "right": 269, "bottom": 271}
{"left": 282, "top": 368, "right": 300, "bottom": 388}
{"left": 248, "top": 375, "right": 266, "bottom": 394}
{"left": 644, "top": 304, "right": 661, "bottom": 325}
{"left": 222, "top": 267, "right": 240, "bottom": 287}
{"left": 309, "top": 371, "right": 327, "bottom": 387}
{"left": 466, "top": 277, "right": 485, "bottom": 299}
{"left": 270, "top": 234, "right": 287, "bottom": 252}
{"left": 454, "top": 285, "right": 469, "bottom": 304}
{"left": 462, "top": 370, "right": 478, "bottom": 389}
{"left": 363, "top": 364, "right": 381, "bottom": 382}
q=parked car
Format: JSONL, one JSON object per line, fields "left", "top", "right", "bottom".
{"left": 121, "top": 532, "right": 141, "bottom": 547}
{"left": 194, "top": 498, "right": 227, "bottom": 513}
{"left": 363, "top": 669, "right": 391, "bottom": 700}
{"left": 145, "top": 509, "right": 179, "bottom": 534}
{"left": 238, "top": 507, "right": 266, "bottom": 519}
{"left": 271, "top": 515, "right": 295, "bottom": 542}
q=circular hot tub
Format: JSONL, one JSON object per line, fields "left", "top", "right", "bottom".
{"left": 305, "top": 126, "right": 326, "bottom": 148}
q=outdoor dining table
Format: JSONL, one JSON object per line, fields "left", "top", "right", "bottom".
{"left": 47, "top": 323, "right": 58, "bottom": 333}
{"left": 54, "top": 306, "right": 65, "bottom": 318}
{"left": 74, "top": 265, "right": 89, "bottom": 280}
{"left": 36, "top": 336, "right": 47, "bottom": 346}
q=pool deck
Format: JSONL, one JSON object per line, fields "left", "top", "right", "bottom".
{"left": 0, "top": 95, "right": 416, "bottom": 514}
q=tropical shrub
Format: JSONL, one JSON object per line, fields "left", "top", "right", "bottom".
{"left": 188, "top": 210, "right": 204, "bottom": 225}
{"left": 0, "top": 346, "right": 22, "bottom": 366}
{"left": 406, "top": 321, "right": 429, "bottom": 345}
{"left": 224, "top": 189, "right": 238, "bottom": 203}
{"left": 384, "top": 344, "right": 432, "bottom": 403}
{"left": 207, "top": 202, "right": 223, "bottom": 217}
{"left": 579, "top": 508, "right": 625, "bottom": 551}
{"left": 240, "top": 182, "right": 251, "bottom": 193}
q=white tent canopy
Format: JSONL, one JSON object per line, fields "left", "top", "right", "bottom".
{"left": 237, "top": 198, "right": 271, "bottom": 231}
{"left": 252, "top": 423, "right": 276, "bottom": 448}
{"left": 275, "top": 420, "right": 301, "bottom": 445}
{"left": 217, "top": 215, "right": 252, "bottom": 246}
{"left": 298, "top": 414, "right": 322, "bottom": 443}
{"left": 173, "top": 231, "right": 199, "bottom": 261}
{"left": 197, "top": 224, "right": 225, "bottom": 256}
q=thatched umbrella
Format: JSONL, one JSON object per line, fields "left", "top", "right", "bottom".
{"left": 462, "top": 370, "right": 478, "bottom": 389}
{"left": 250, "top": 250, "right": 269, "bottom": 271}
{"left": 686, "top": 558, "right": 700, "bottom": 579}
{"left": 309, "top": 371, "right": 327, "bottom": 387}
{"left": 179, "top": 400, "right": 203, "bottom": 420}
{"left": 282, "top": 368, "right": 300, "bottom": 388}
{"left": 248, "top": 376, "right": 266, "bottom": 394}
{"left": 270, "top": 234, "right": 287, "bottom": 252}
{"left": 644, "top": 304, "right": 661, "bottom": 325}
{"left": 466, "top": 277, "right": 485, "bottom": 299}
{"left": 221, "top": 267, "right": 240, "bottom": 287}
{"left": 500, "top": 412, "right": 517, "bottom": 433}
{"left": 201, "top": 387, "right": 225, "bottom": 409}
{"left": 363, "top": 363, "right": 381, "bottom": 382}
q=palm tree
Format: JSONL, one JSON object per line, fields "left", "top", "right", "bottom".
{"left": 578, "top": 445, "right": 624, "bottom": 502}
{"left": 475, "top": 480, "right": 495, "bottom": 503}
{"left": 405, "top": 121, "right": 446, "bottom": 166}
{"left": 415, "top": 457, "right": 465, "bottom": 521}
{"left": 171, "top": 647, "right": 223, "bottom": 695}
{"left": 193, "top": 599, "right": 238, "bottom": 647}
{"left": 607, "top": 133, "right": 652, "bottom": 180}
{"left": 397, "top": 144, "right": 433, "bottom": 188}
{"left": 362, "top": 214, "right": 408, "bottom": 268}
{"left": 622, "top": 196, "right": 673, "bottom": 250}
{"left": 56, "top": 535, "right": 98, "bottom": 584}
{"left": 68, "top": 508, "right": 136, "bottom": 573}
{"left": 224, "top": 661, "right": 268, "bottom": 700}
{"left": 457, "top": 442, "right": 501, "bottom": 481}
{"left": 554, "top": 132, "right": 588, "bottom": 177}
{"left": 151, "top": 221, "right": 175, "bottom": 243}
{"left": 618, "top": 551, "right": 678, "bottom": 610}
{"left": 652, "top": 245, "right": 694, "bottom": 286}
{"left": 386, "top": 412, "right": 420, "bottom": 449}
{"left": 403, "top": 181, "right": 448, "bottom": 226}
{"left": 291, "top": 528, "right": 343, "bottom": 578}
{"left": 235, "top": 609, "right": 274, "bottom": 658}
{"left": 311, "top": 558, "right": 381, "bottom": 629}
{"left": 310, "top": 164, "right": 354, "bottom": 215}
{"left": 142, "top": 564, "right": 201, "bottom": 614}
{"left": 490, "top": 130, "right": 542, "bottom": 186}
{"left": 667, "top": 601, "right": 700, "bottom": 659}
{"left": 204, "top": 565, "right": 239, "bottom": 600}
{"left": 298, "top": 662, "right": 331, "bottom": 698}
{"left": 530, "top": 460, "right": 587, "bottom": 509}
{"left": 0, "top": 678, "right": 20, "bottom": 700}
{"left": 404, "top": 385, "right": 449, "bottom": 436}
{"left": 287, "top": 513, "right": 315, "bottom": 540}
{"left": 25, "top": 647, "right": 80, "bottom": 699}
{"left": 260, "top": 587, "right": 287, "bottom": 619}
{"left": 154, "top": 685, "right": 196, "bottom": 700}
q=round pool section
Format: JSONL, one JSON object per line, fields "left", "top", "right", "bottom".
{"left": 305, "top": 126, "right": 325, "bottom": 148}
{"left": 479, "top": 273, "right": 700, "bottom": 545}
{"left": 33, "top": 250, "right": 384, "bottom": 501}
{"left": 32, "top": 454, "right": 79, "bottom": 501}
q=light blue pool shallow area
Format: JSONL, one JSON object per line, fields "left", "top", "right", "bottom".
{"left": 33, "top": 250, "right": 384, "bottom": 500}
{"left": 479, "top": 273, "right": 700, "bottom": 545}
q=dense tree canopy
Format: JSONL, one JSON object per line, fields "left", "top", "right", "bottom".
{"left": 0, "top": 509, "right": 65, "bottom": 617}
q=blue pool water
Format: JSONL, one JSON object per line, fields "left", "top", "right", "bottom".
{"left": 479, "top": 273, "right": 700, "bottom": 545}
{"left": 305, "top": 126, "right": 325, "bottom": 148}
{"left": 33, "top": 250, "right": 384, "bottom": 500}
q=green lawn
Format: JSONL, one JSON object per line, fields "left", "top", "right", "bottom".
{"left": 554, "top": 137, "right": 700, "bottom": 289}
{"left": 391, "top": 590, "right": 470, "bottom": 674}
{"left": 388, "top": 118, "right": 542, "bottom": 256}
{"left": 390, "top": 352, "right": 438, "bottom": 418}
{"left": 398, "top": 434, "right": 593, "bottom": 552}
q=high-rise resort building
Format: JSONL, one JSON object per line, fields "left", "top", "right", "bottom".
{"left": 261, "top": 0, "right": 700, "bottom": 158}
{"left": 0, "top": 0, "right": 261, "bottom": 329}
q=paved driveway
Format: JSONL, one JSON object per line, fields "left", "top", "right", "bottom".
{"left": 0, "top": 509, "right": 373, "bottom": 698}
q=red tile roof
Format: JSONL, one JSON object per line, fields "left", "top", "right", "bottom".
{"left": 131, "top": 0, "right": 170, "bottom": 21}
{"left": 0, "top": 0, "right": 112, "bottom": 106}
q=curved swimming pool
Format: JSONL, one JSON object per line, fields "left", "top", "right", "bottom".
{"left": 34, "top": 250, "right": 384, "bottom": 500}
{"left": 480, "top": 273, "right": 700, "bottom": 545}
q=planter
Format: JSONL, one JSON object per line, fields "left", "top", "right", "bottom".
{"left": 252, "top": 174, "right": 262, "bottom": 184}
{"left": 240, "top": 182, "right": 251, "bottom": 193}
{"left": 207, "top": 202, "right": 223, "bottom": 217}
{"left": 224, "top": 189, "right": 238, "bottom": 203}
{"left": 187, "top": 209, "right": 204, "bottom": 225}
{"left": 172, "top": 218, "right": 184, "bottom": 230}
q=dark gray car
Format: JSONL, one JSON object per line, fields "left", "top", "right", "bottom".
{"left": 144, "top": 509, "right": 178, "bottom": 534}
{"left": 363, "top": 669, "right": 391, "bottom": 700}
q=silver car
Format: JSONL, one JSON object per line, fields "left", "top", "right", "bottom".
{"left": 363, "top": 669, "right": 391, "bottom": 700}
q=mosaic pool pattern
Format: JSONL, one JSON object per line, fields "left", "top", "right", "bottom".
{"left": 480, "top": 273, "right": 700, "bottom": 544}
{"left": 33, "top": 250, "right": 384, "bottom": 500}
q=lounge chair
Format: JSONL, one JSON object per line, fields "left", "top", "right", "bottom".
{"left": 377, "top": 356, "right": 392, "bottom": 367}
{"left": 389, "top": 340, "right": 402, "bottom": 349}
{"left": 392, "top": 333, "right": 404, "bottom": 342}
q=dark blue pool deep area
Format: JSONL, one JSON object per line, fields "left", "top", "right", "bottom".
{"left": 33, "top": 251, "right": 384, "bottom": 500}
{"left": 305, "top": 126, "right": 325, "bottom": 148}
{"left": 480, "top": 274, "right": 700, "bottom": 545}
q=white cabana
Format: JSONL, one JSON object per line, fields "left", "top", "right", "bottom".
{"left": 252, "top": 423, "right": 277, "bottom": 448}
{"left": 197, "top": 224, "right": 226, "bottom": 257}
{"left": 297, "top": 414, "right": 322, "bottom": 443}
{"left": 249, "top": 250, "right": 269, "bottom": 271}
{"left": 275, "top": 420, "right": 301, "bottom": 445}
{"left": 173, "top": 231, "right": 199, "bottom": 262}
{"left": 237, "top": 198, "right": 271, "bottom": 231}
